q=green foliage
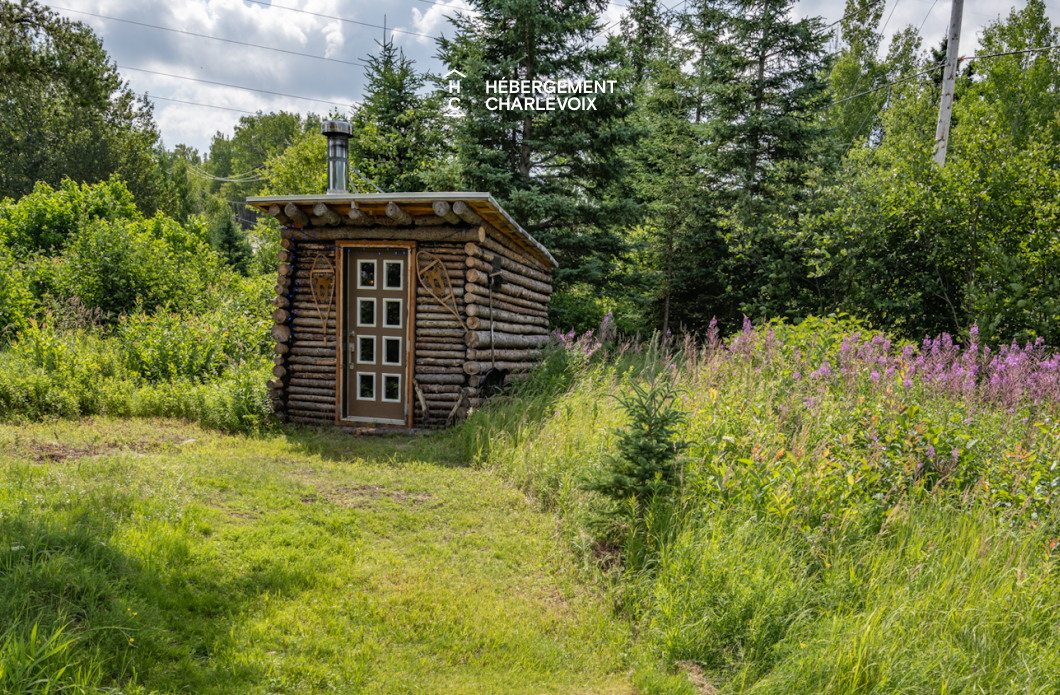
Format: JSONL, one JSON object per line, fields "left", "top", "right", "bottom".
{"left": 209, "top": 216, "right": 252, "bottom": 276}
{"left": 584, "top": 376, "right": 690, "bottom": 505}
{"left": 38, "top": 214, "right": 223, "bottom": 320}
{"left": 116, "top": 304, "right": 270, "bottom": 383}
{"left": 0, "top": 0, "right": 166, "bottom": 214}
{"left": 0, "top": 177, "right": 139, "bottom": 256}
{"left": 0, "top": 246, "right": 33, "bottom": 343}
{"left": 0, "top": 621, "right": 103, "bottom": 694}
{"left": 437, "top": 0, "right": 639, "bottom": 292}
{"left": 351, "top": 37, "right": 444, "bottom": 193}
{"left": 463, "top": 321, "right": 1060, "bottom": 691}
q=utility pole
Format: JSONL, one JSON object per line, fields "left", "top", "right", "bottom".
{"left": 932, "top": 0, "right": 964, "bottom": 167}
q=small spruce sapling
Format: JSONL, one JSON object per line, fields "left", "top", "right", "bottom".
{"left": 210, "top": 216, "right": 252, "bottom": 276}
{"left": 585, "top": 375, "right": 691, "bottom": 507}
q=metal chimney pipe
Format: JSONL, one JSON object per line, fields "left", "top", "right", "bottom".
{"left": 321, "top": 120, "right": 353, "bottom": 194}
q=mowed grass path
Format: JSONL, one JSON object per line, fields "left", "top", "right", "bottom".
{"left": 0, "top": 419, "right": 633, "bottom": 694}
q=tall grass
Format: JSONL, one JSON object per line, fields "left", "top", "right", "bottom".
{"left": 460, "top": 317, "right": 1060, "bottom": 693}
{"left": 0, "top": 312, "right": 271, "bottom": 433}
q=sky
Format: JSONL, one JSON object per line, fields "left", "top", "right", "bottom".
{"left": 49, "top": 0, "right": 1060, "bottom": 156}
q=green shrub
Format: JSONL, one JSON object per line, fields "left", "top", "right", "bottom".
{"left": 116, "top": 302, "right": 270, "bottom": 383}
{"left": 0, "top": 246, "right": 34, "bottom": 343}
{"left": 0, "top": 176, "right": 140, "bottom": 255}
{"left": 38, "top": 214, "right": 226, "bottom": 320}
{"left": 583, "top": 375, "right": 690, "bottom": 507}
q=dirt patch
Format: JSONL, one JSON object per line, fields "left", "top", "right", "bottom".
{"left": 25, "top": 442, "right": 95, "bottom": 463}
{"left": 676, "top": 661, "right": 716, "bottom": 695}
{"left": 318, "top": 484, "right": 432, "bottom": 508}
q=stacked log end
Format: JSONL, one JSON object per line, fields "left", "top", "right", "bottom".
{"left": 274, "top": 239, "right": 339, "bottom": 427}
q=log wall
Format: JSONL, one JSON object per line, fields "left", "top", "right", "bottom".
{"left": 270, "top": 213, "right": 554, "bottom": 430}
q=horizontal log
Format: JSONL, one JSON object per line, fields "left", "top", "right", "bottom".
{"left": 465, "top": 331, "right": 550, "bottom": 350}
{"left": 463, "top": 360, "right": 538, "bottom": 375}
{"left": 272, "top": 365, "right": 287, "bottom": 378}
{"left": 284, "top": 202, "right": 308, "bottom": 228}
{"left": 466, "top": 270, "right": 549, "bottom": 304}
{"left": 452, "top": 200, "right": 482, "bottom": 225}
{"left": 290, "top": 378, "right": 337, "bottom": 388}
{"left": 432, "top": 200, "right": 462, "bottom": 224}
{"left": 417, "top": 319, "right": 464, "bottom": 329}
{"left": 416, "top": 312, "right": 463, "bottom": 322}
{"left": 273, "top": 308, "right": 290, "bottom": 324}
{"left": 419, "top": 384, "right": 462, "bottom": 393}
{"left": 266, "top": 379, "right": 283, "bottom": 390}
{"left": 288, "top": 393, "right": 335, "bottom": 405}
{"left": 465, "top": 317, "right": 549, "bottom": 335}
{"left": 416, "top": 349, "right": 466, "bottom": 359}
{"left": 463, "top": 292, "right": 547, "bottom": 319}
{"left": 466, "top": 348, "right": 541, "bottom": 361}
{"left": 463, "top": 283, "right": 549, "bottom": 314}
{"left": 273, "top": 295, "right": 290, "bottom": 308}
{"left": 424, "top": 392, "right": 461, "bottom": 402}
{"left": 289, "top": 364, "right": 334, "bottom": 374}
{"left": 271, "top": 325, "right": 292, "bottom": 343}
{"left": 416, "top": 328, "right": 466, "bottom": 338}
{"left": 293, "top": 318, "right": 337, "bottom": 328}
{"left": 413, "top": 373, "right": 466, "bottom": 384}
{"left": 413, "top": 214, "right": 445, "bottom": 226}
{"left": 416, "top": 358, "right": 465, "bottom": 367}
{"left": 417, "top": 286, "right": 465, "bottom": 297}
{"left": 345, "top": 203, "right": 375, "bottom": 225}
{"left": 415, "top": 336, "right": 465, "bottom": 344}
{"left": 465, "top": 243, "right": 551, "bottom": 283}
{"left": 290, "top": 415, "right": 332, "bottom": 426}
{"left": 287, "top": 399, "right": 334, "bottom": 413}
{"left": 287, "top": 385, "right": 334, "bottom": 397}
{"left": 465, "top": 257, "right": 553, "bottom": 295}
{"left": 274, "top": 343, "right": 289, "bottom": 355}
{"left": 416, "top": 365, "right": 465, "bottom": 374}
{"left": 281, "top": 238, "right": 293, "bottom": 250}
{"left": 288, "top": 355, "right": 336, "bottom": 365}
{"left": 478, "top": 226, "right": 549, "bottom": 272}
{"left": 311, "top": 203, "right": 341, "bottom": 226}
{"left": 291, "top": 347, "right": 335, "bottom": 357}
{"left": 284, "top": 227, "right": 480, "bottom": 243}
{"left": 465, "top": 303, "right": 549, "bottom": 327}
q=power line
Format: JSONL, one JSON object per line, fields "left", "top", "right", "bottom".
{"left": 137, "top": 92, "right": 258, "bottom": 115}
{"left": 117, "top": 65, "right": 357, "bottom": 110}
{"left": 241, "top": 0, "right": 437, "bottom": 40}
{"left": 53, "top": 5, "right": 368, "bottom": 67}
{"left": 826, "top": 0, "right": 889, "bottom": 30}
{"left": 833, "top": 43, "right": 1060, "bottom": 107}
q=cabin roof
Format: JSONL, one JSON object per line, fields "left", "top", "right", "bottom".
{"left": 246, "top": 192, "right": 558, "bottom": 269}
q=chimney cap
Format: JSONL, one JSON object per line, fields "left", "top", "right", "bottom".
{"left": 321, "top": 120, "right": 353, "bottom": 136}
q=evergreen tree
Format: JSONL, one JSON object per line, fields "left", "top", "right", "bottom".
{"left": 436, "top": 0, "right": 639, "bottom": 327}
{"left": 351, "top": 36, "right": 444, "bottom": 193}
{"left": 671, "top": 0, "right": 833, "bottom": 326}
{"left": 210, "top": 216, "right": 252, "bottom": 276}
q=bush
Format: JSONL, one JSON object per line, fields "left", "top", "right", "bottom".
{"left": 37, "top": 214, "right": 227, "bottom": 320}
{"left": 0, "top": 176, "right": 140, "bottom": 256}
{"left": 0, "top": 246, "right": 34, "bottom": 344}
{"left": 116, "top": 301, "right": 270, "bottom": 383}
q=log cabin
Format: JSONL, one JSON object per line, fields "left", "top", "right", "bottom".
{"left": 248, "top": 120, "right": 558, "bottom": 429}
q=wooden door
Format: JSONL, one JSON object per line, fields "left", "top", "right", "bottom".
{"left": 340, "top": 244, "right": 414, "bottom": 425}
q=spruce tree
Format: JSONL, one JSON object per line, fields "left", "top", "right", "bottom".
{"left": 210, "top": 216, "right": 252, "bottom": 276}
{"left": 436, "top": 0, "right": 639, "bottom": 326}
{"left": 672, "top": 0, "right": 833, "bottom": 326}
{"left": 351, "top": 36, "right": 444, "bottom": 193}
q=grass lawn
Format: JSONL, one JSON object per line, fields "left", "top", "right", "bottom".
{"left": 0, "top": 418, "right": 637, "bottom": 694}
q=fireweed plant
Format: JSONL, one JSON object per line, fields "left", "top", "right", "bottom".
{"left": 460, "top": 316, "right": 1060, "bottom": 692}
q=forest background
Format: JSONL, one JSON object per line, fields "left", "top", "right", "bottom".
{"left": 3, "top": 0, "right": 1060, "bottom": 347}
